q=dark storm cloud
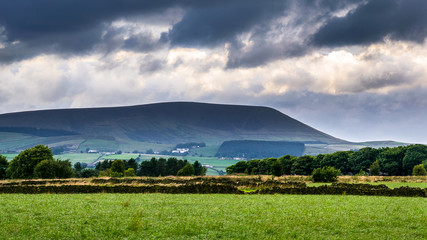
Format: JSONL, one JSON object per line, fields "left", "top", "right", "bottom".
{"left": 1, "top": 0, "right": 426, "bottom": 67}
{"left": 166, "top": 1, "right": 289, "bottom": 47}
{"left": 0, "top": 0, "right": 186, "bottom": 63}
{"left": 313, "top": 0, "right": 427, "bottom": 46}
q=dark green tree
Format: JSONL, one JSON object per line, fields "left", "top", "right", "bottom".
{"left": 0, "top": 155, "right": 8, "bottom": 179}
{"left": 74, "top": 162, "right": 83, "bottom": 172}
{"left": 226, "top": 161, "right": 248, "bottom": 174}
{"left": 177, "top": 163, "right": 195, "bottom": 176}
{"left": 55, "top": 159, "right": 74, "bottom": 178}
{"left": 111, "top": 160, "right": 125, "bottom": 174}
{"left": 34, "top": 160, "right": 56, "bottom": 179}
{"left": 402, "top": 145, "right": 427, "bottom": 175}
{"left": 291, "top": 155, "right": 315, "bottom": 175}
{"left": 157, "top": 158, "right": 167, "bottom": 176}
{"left": 278, "top": 155, "right": 295, "bottom": 175}
{"left": 80, "top": 169, "right": 99, "bottom": 178}
{"left": 166, "top": 158, "right": 179, "bottom": 175}
{"left": 246, "top": 159, "right": 260, "bottom": 175}
{"left": 125, "top": 158, "right": 139, "bottom": 171}
{"left": 193, "top": 161, "right": 206, "bottom": 176}
{"left": 6, "top": 145, "right": 54, "bottom": 179}
{"left": 33, "top": 159, "right": 74, "bottom": 179}
{"left": 320, "top": 151, "right": 352, "bottom": 174}
{"left": 348, "top": 147, "right": 379, "bottom": 173}
{"left": 377, "top": 147, "right": 405, "bottom": 176}
{"left": 271, "top": 160, "right": 283, "bottom": 176}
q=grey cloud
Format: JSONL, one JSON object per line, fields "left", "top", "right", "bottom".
{"left": 166, "top": 1, "right": 289, "bottom": 47}
{"left": 226, "top": 39, "right": 308, "bottom": 69}
{"left": 313, "top": 0, "right": 427, "bottom": 47}
{"left": 0, "top": 0, "right": 188, "bottom": 63}
{"left": 139, "top": 55, "right": 166, "bottom": 74}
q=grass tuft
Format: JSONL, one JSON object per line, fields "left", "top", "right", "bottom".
{"left": 128, "top": 209, "right": 144, "bottom": 231}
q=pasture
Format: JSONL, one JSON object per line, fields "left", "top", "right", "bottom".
{"left": 0, "top": 194, "right": 425, "bottom": 239}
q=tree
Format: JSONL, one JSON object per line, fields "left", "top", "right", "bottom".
{"left": 311, "top": 166, "right": 340, "bottom": 182}
{"left": 6, "top": 145, "right": 54, "bottom": 179}
{"left": 80, "top": 169, "right": 99, "bottom": 178}
{"left": 369, "top": 160, "right": 380, "bottom": 176}
{"left": 271, "top": 161, "right": 283, "bottom": 176}
{"left": 348, "top": 147, "right": 379, "bottom": 173}
{"left": 55, "top": 159, "right": 74, "bottom": 178}
{"left": 277, "top": 155, "right": 295, "bottom": 175}
{"left": 124, "top": 168, "right": 137, "bottom": 177}
{"left": 111, "top": 160, "right": 125, "bottom": 174}
{"left": 377, "top": 147, "right": 405, "bottom": 176}
{"left": 74, "top": 162, "right": 83, "bottom": 172}
{"left": 0, "top": 155, "right": 9, "bottom": 179}
{"left": 125, "top": 158, "right": 138, "bottom": 171}
{"left": 412, "top": 164, "right": 427, "bottom": 176}
{"left": 166, "top": 158, "right": 179, "bottom": 175}
{"left": 33, "top": 159, "right": 74, "bottom": 179}
{"left": 320, "top": 151, "right": 352, "bottom": 174}
{"left": 34, "top": 160, "right": 57, "bottom": 179}
{"left": 402, "top": 145, "right": 427, "bottom": 175}
{"left": 193, "top": 161, "right": 206, "bottom": 176}
{"left": 177, "top": 163, "right": 194, "bottom": 176}
{"left": 291, "top": 155, "right": 315, "bottom": 175}
{"left": 226, "top": 161, "right": 247, "bottom": 174}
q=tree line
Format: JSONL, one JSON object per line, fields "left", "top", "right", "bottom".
{"left": 0, "top": 145, "right": 206, "bottom": 179}
{"left": 226, "top": 144, "right": 427, "bottom": 176}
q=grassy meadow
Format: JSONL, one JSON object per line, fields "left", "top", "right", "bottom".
{"left": 0, "top": 194, "right": 425, "bottom": 239}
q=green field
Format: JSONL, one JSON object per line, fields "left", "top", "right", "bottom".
{"left": 0, "top": 194, "right": 425, "bottom": 239}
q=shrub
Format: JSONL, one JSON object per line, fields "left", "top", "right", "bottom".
{"left": 311, "top": 166, "right": 341, "bottom": 182}
{"left": 80, "top": 169, "right": 99, "bottom": 178}
{"left": 412, "top": 164, "right": 427, "bottom": 176}
{"left": 124, "top": 168, "right": 136, "bottom": 177}
{"left": 369, "top": 160, "right": 380, "bottom": 176}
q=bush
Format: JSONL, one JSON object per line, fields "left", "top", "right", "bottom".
{"left": 412, "top": 164, "right": 427, "bottom": 176}
{"left": 369, "top": 160, "right": 380, "bottom": 176}
{"left": 80, "top": 169, "right": 99, "bottom": 178}
{"left": 311, "top": 166, "right": 341, "bottom": 182}
{"left": 124, "top": 168, "right": 136, "bottom": 177}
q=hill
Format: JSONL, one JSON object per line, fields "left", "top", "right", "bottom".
{"left": 0, "top": 102, "right": 401, "bottom": 156}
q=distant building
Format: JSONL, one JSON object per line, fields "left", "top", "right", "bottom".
{"left": 172, "top": 148, "right": 190, "bottom": 154}
{"left": 88, "top": 149, "right": 98, "bottom": 153}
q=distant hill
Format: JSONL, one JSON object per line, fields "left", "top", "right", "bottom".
{"left": 0, "top": 102, "right": 402, "bottom": 156}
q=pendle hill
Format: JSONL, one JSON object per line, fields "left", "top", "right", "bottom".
{"left": 0, "top": 102, "right": 405, "bottom": 158}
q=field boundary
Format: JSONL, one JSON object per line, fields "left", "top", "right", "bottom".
{"left": 0, "top": 177, "right": 425, "bottom": 197}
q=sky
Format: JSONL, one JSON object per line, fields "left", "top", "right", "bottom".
{"left": 1, "top": 0, "right": 427, "bottom": 144}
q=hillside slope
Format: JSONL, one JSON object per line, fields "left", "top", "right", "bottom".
{"left": 0, "top": 102, "right": 344, "bottom": 149}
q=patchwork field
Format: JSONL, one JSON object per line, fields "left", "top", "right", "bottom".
{"left": 0, "top": 194, "right": 425, "bottom": 239}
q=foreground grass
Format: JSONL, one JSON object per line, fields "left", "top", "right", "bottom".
{"left": 0, "top": 194, "right": 425, "bottom": 239}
